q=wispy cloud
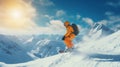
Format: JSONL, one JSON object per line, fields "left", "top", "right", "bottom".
{"left": 105, "top": 11, "right": 114, "bottom": 16}
{"left": 106, "top": 1, "right": 120, "bottom": 31}
{"left": 39, "top": 0, "right": 54, "bottom": 6}
{"left": 36, "top": 20, "right": 65, "bottom": 35}
{"left": 104, "top": 11, "right": 120, "bottom": 31}
{"left": 76, "top": 14, "right": 81, "bottom": 20}
{"left": 82, "top": 17, "right": 94, "bottom": 26}
{"left": 108, "top": 15, "right": 120, "bottom": 31}
{"left": 105, "top": 11, "right": 120, "bottom": 24}
{"left": 0, "top": 20, "right": 65, "bottom": 35}
{"left": 107, "top": 1, "right": 120, "bottom": 7}
{"left": 56, "top": 10, "right": 66, "bottom": 17}
{"left": 44, "top": 14, "right": 54, "bottom": 20}
{"left": 97, "top": 20, "right": 108, "bottom": 25}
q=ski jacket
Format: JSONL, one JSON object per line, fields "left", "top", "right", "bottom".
{"left": 65, "top": 25, "right": 74, "bottom": 37}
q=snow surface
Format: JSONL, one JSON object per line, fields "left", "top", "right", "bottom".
{"left": 0, "top": 35, "right": 33, "bottom": 64}
{"left": 0, "top": 30, "right": 120, "bottom": 67}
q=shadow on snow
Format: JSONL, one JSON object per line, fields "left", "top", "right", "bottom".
{"left": 88, "top": 53, "right": 120, "bottom": 62}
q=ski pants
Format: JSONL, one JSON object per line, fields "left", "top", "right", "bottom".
{"left": 64, "top": 34, "right": 75, "bottom": 48}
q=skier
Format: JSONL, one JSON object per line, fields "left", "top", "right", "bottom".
{"left": 62, "top": 21, "right": 79, "bottom": 52}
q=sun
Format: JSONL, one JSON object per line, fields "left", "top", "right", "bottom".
{"left": 10, "top": 9, "right": 23, "bottom": 19}
{"left": 0, "top": 0, "right": 37, "bottom": 31}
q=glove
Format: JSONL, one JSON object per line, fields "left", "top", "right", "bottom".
{"left": 62, "top": 36, "right": 65, "bottom": 40}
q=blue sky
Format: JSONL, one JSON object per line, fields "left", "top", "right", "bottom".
{"left": 32, "top": 0, "right": 120, "bottom": 29}
{"left": 0, "top": 0, "right": 120, "bottom": 35}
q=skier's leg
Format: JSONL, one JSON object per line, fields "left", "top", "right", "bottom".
{"left": 64, "top": 37, "right": 72, "bottom": 48}
{"left": 64, "top": 34, "right": 75, "bottom": 48}
{"left": 69, "top": 34, "right": 75, "bottom": 48}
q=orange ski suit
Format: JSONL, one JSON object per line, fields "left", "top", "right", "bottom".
{"left": 64, "top": 25, "right": 75, "bottom": 48}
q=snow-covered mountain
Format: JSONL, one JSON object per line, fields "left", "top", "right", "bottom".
{"left": 87, "top": 23, "right": 114, "bottom": 40}
{"left": 0, "top": 34, "right": 70, "bottom": 62}
{"left": 0, "top": 30, "right": 120, "bottom": 67}
{"left": 0, "top": 34, "right": 33, "bottom": 64}
{"left": 25, "top": 34, "right": 83, "bottom": 58}
{"left": 20, "top": 35, "right": 66, "bottom": 58}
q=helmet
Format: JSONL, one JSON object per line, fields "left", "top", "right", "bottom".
{"left": 64, "top": 21, "right": 70, "bottom": 26}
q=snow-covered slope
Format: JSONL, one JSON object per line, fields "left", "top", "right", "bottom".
{"left": 1, "top": 30, "right": 120, "bottom": 67}
{"left": 30, "top": 39, "right": 65, "bottom": 58}
{"left": 0, "top": 34, "right": 33, "bottom": 64}
{"left": 26, "top": 35, "right": 81, "bottom": 58}
{"left": 1, "top": 35, "right": 81, "bottom": 63}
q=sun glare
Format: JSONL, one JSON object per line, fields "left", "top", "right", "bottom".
{"left": 10, "top": 9, "right": 23, "bottom": 19}
{"left": 0, "top": 0, "right": 36, "bottom": 31}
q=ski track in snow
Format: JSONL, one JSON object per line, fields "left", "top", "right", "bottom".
{"left": 49, "top": 53, "right": 70, "bottom": 67}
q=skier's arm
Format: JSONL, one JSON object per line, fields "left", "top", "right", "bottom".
{"left": 65, "top": 26, "right": 74, "bottom": 37}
